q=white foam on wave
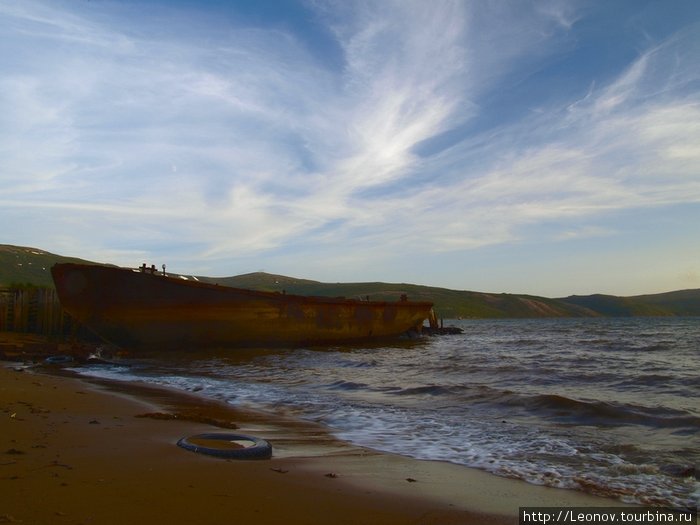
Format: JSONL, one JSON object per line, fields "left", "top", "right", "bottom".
{"left": 66, "top": 366, "right": 140, "bottom": 382}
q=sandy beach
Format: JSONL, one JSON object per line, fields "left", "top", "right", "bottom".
{"left": 1, "top": 334, "right": 631, "bottom": 525}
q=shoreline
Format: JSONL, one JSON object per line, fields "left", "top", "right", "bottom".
{"left": 2, "top": 333, "right": 635, "bottom": 524}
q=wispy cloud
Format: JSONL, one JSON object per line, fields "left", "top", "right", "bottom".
{"left": 1, "top": 0, "right": 698, "bottom": 293}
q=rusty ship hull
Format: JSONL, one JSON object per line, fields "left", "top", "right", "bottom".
{"left": 51, "top": 263, "right": 433, "bottom": 351}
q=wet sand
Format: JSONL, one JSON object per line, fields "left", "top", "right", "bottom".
{"left": 1, "top": 334, "right": 627, "bottom": 524}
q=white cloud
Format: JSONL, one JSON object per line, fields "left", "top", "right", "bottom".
{"left": 1, "top": 0, "right": 699, "bottom": 294}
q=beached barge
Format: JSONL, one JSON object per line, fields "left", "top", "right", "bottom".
{"left": 51, "top": 263, "right": 434, "bottom": 351}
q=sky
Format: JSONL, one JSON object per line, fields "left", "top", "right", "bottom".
{"left": 1, "top": 0, "right": 699, "bottom": 297}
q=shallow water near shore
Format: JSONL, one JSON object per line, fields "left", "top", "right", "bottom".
{"left": 68, "top": 317, "right": 699, "bottom": 509}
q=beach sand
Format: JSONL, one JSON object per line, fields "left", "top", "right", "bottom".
{"left": 1, "top": 334, "right": 628, "bottom": 525}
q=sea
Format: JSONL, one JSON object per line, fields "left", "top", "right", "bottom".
{"left": 66, "top": 317, "right": 699, "bottom": 509}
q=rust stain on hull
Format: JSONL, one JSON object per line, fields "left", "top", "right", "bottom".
{"left": 51, "top": 263, "right": 433, "bottom": 351}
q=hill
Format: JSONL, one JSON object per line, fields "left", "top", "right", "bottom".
{"left": 199, "top": 272, "right": 594, "bottom": 318}
{"left": 558, "top": 294, "right": 669, "bottom": 317}
{"left": 558, "top": 290, "right": 700, "bottom": 317}
{"left": 0, "top": 244, "right": 107, "bottom": 288}
{"left": 2, "top": 244, "right": 698, "bottom": 318}
{"left": 632, "top": 289, "right": 700, "bottom": 316}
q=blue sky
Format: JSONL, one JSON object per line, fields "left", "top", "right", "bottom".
{"left": 1, "top": 0, "right": 699, "bottom": 297}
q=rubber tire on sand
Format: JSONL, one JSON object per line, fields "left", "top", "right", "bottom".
{"left": 176, "top": 433, "right": 272, "bottom": 460}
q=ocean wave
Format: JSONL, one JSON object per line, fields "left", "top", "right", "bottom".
{"left": 325, "top": 380, "right": 369, "bottom": 391}
{"left": 499, "top": 393, "right": 700, "bottom": 429}
{"left": 393, "top": 385, "right": 454, "bottom": 396}
{"left": 62, "top": 316, "right": 700, "bottom": 510}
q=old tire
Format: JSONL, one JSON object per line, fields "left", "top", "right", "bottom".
{"left": 177, "top": 433, "right": 272, "bottom": 460}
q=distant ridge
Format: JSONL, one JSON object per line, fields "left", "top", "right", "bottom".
{"left": 559, "top": 290, "right": 700, "bottom": 317}
{"left": 0, "top": 244, "right": 110, "bottom": 288}
{"left": 1, "top": 244, "right": 698, "bottom": 318}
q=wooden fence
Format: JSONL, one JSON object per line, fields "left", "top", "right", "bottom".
{"left": 0, "top": 287, "right": 73, "bottom": 336}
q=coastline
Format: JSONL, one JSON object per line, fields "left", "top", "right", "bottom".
{"left": 2, "top": 334, "right": 632, "bottom": 524}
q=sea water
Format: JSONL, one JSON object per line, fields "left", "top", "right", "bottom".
{"left": 69, "top": 317, "right": 699, "bottom": 509}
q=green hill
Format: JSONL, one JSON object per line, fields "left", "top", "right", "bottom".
{"left": 631, "top": 289, "right": 700, "bottom": 316}
{"left": 559, "top": 290, "right": 700, "bottom": 317}
{"left": 2, "top": 244, "right": 698, "bottom": 318}
{"left": 557, "top": 294, "right": 671, "bottom": 317}
{"left": 200, "top": 273, "right": 593, "bottom": 318}
{"left": 0, "top": 244, "right": 106, "bottom": 288}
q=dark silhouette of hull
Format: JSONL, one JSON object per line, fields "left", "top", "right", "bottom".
{"left": 51, "top": 263, "right": 433, "bottom": 351}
